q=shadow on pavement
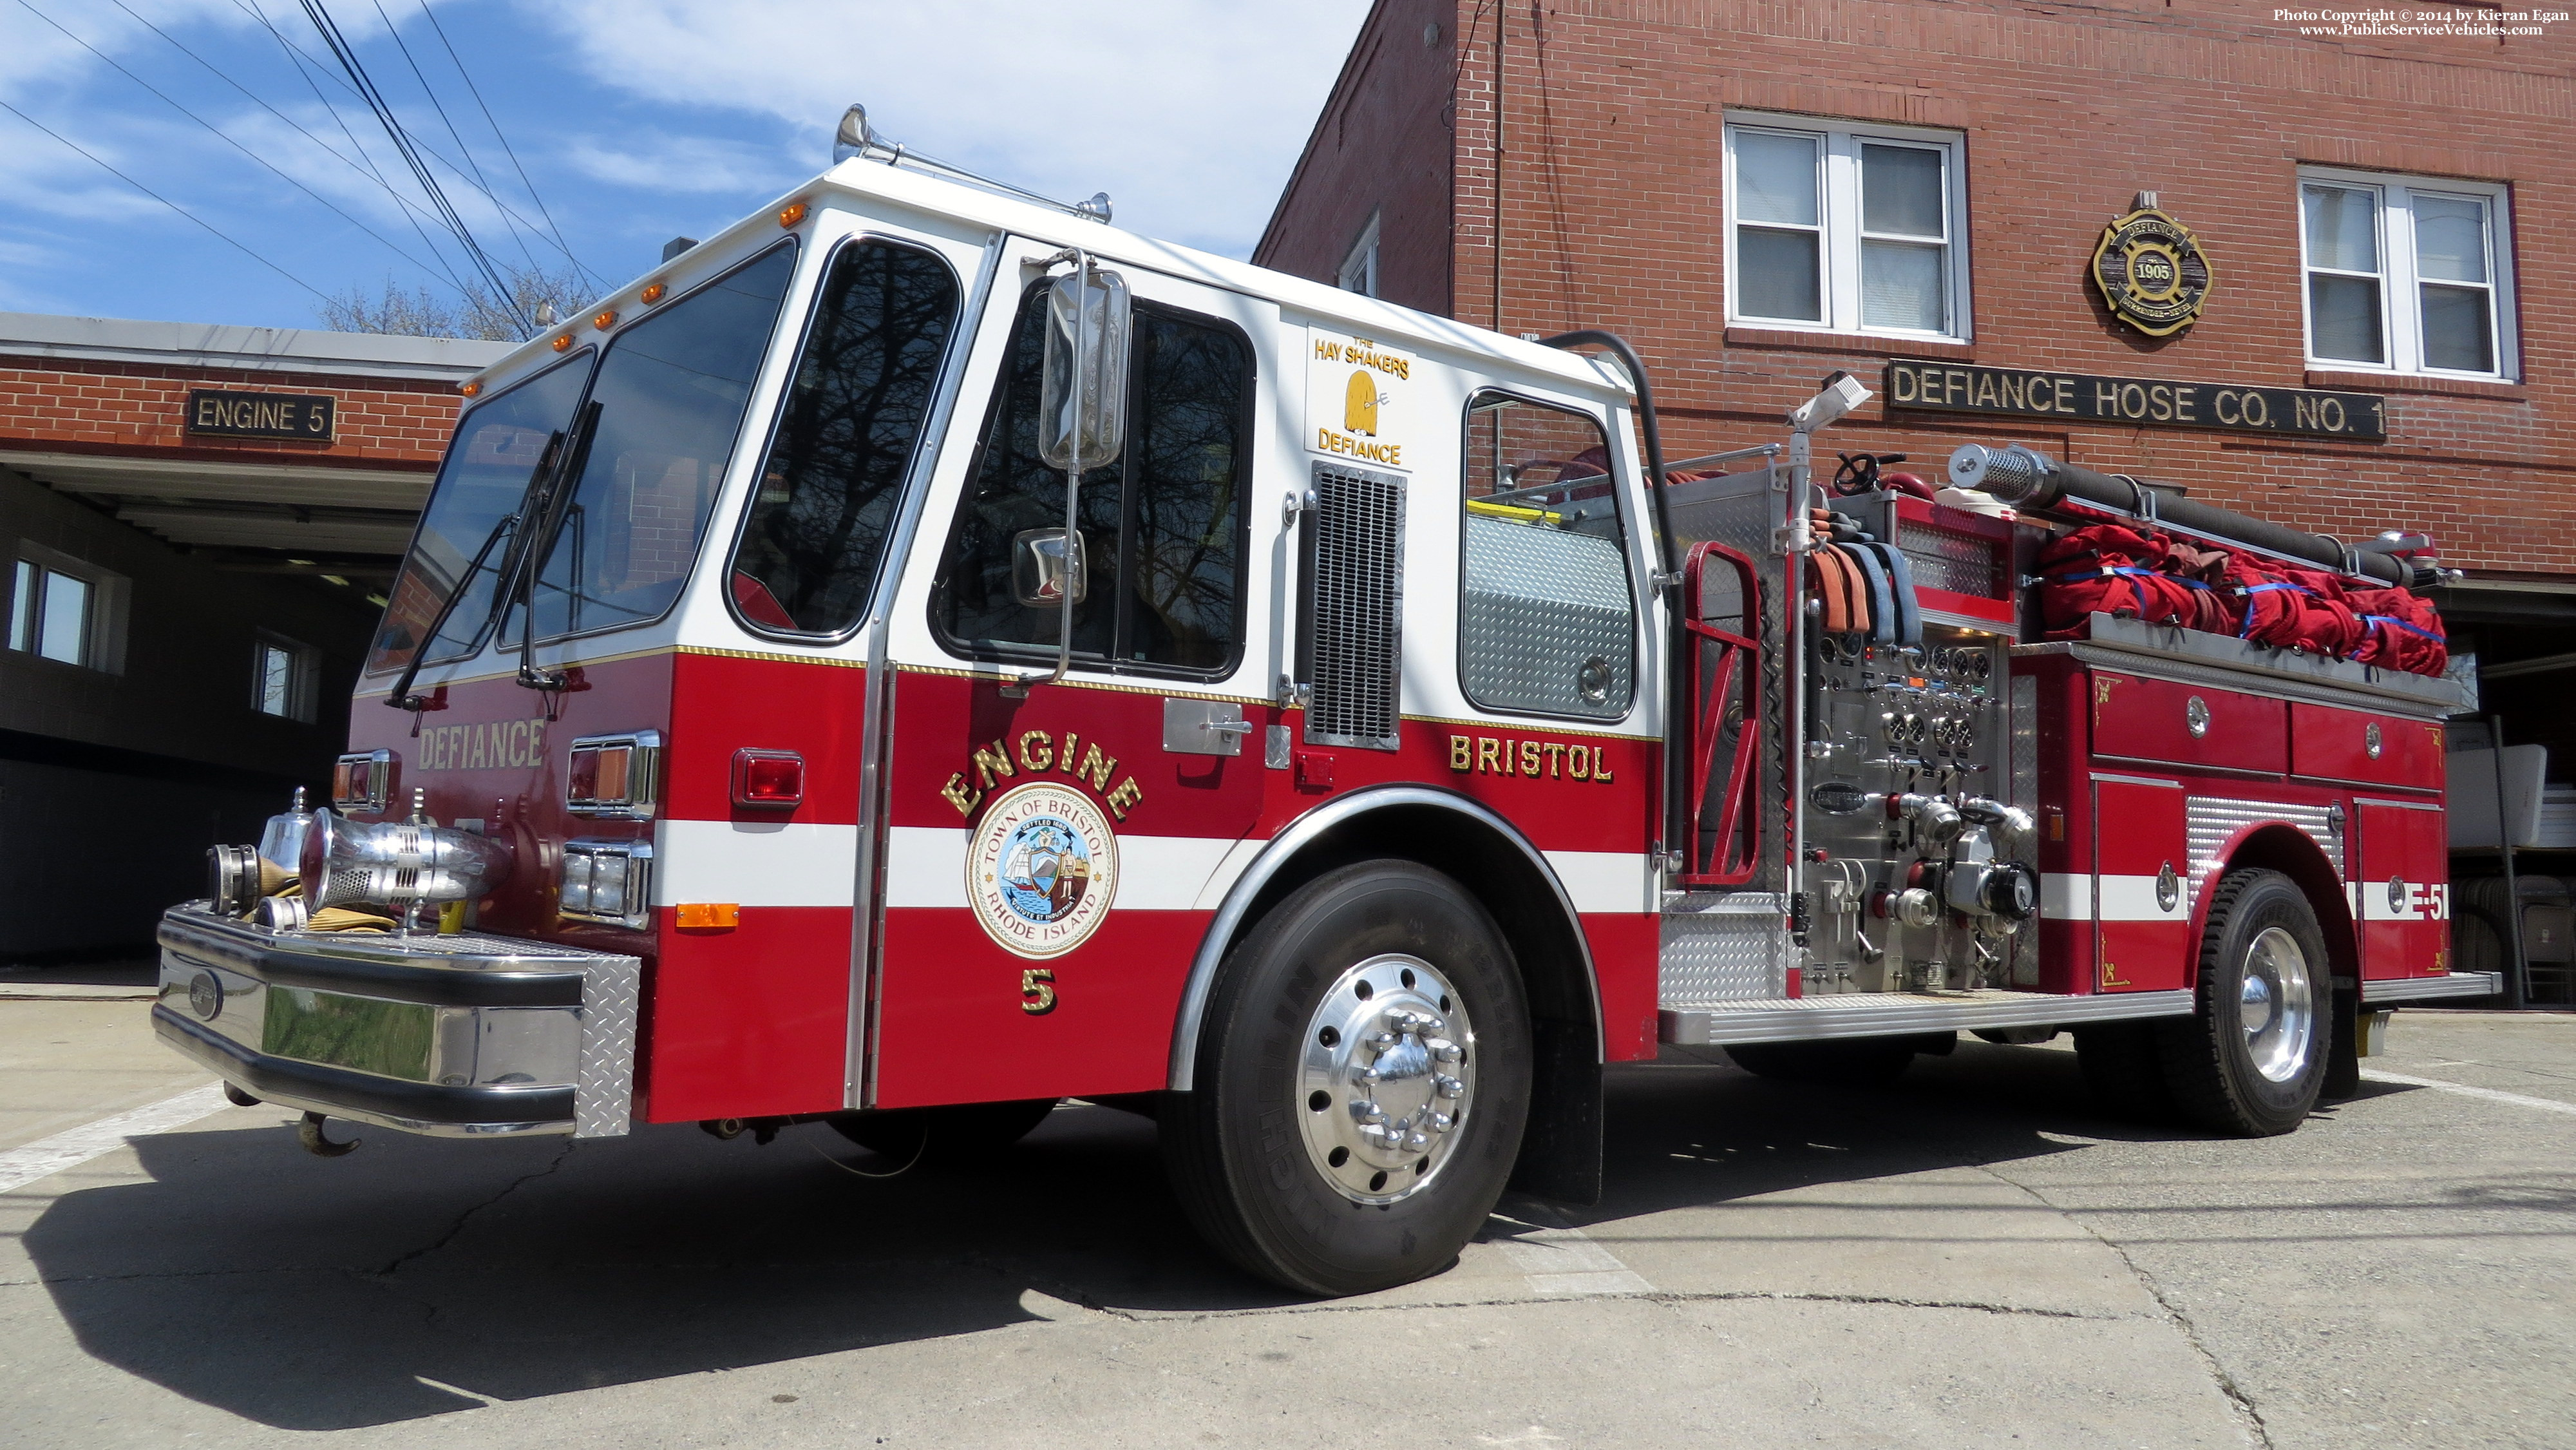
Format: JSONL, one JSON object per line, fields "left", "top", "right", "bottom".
{"left": 19, "top": 1037, "right": 2224, "bottom": 1429}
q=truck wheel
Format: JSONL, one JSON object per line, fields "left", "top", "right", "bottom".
{"left": 1162, "top": 861, "right": 1531, "bottom": 1297}
{"left": 2158, "top": 869, "right": 2330, "bottom": 1136}
{"left": 1721, "top": 1036, "right": 1922, "bottom": 1085}
{"left": 828, "top": 1098, "right": 1059, "bottom": 1163}
{"left": 2074, "top": 1022, "right": 2173, "bottom": 1122}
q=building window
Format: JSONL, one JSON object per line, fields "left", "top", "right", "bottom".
{"left": 2299, "top": 168, "right": 2514, "bottom": 379}
{"left": 1725, "top": 115, "right": 1969, "bottom": 340}
{"left": 253, "top": 634, "right": 318, "bottom": 721}
{"left": 8, "top": 551, "right": 120, "bottom": 671}
{"left": 1338, "top": 212, "right": 1381, "bottom": 298}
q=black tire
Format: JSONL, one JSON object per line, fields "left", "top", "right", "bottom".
{"left": 827, "top": 1097, "right": 1059, "bottom": 1163}
{"left": 1162, "top": 860, "right": 1531, "bottom": 1297}
{"left": 2157, "top": 869, "right": 2332, "bottom": 1136}
{"left": 2074, "top": 1022, "right": 2174, "bottom": 1123}
{"left": 1721, "top": 1035, "right": 1921, "bottom": 1085}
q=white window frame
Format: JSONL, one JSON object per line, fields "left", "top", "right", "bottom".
{"left": 1337, "top": 211, "right": 1381, "bottom": 298}
{"left": 252, "top": 632, "right": 319, "bottom": 722}
{"left": 2297, "top": 166, "right": 2517, "bottom": 381}
{"left": 7, "top": 543, "right": 125, "bottom": 673}
{"left": 1723, "top": 113, "right": 1973, "bottom": 343}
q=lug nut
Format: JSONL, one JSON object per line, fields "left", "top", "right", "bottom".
{"left": 1367, "top": 1030, "right": 1399, "bottom": 1049}
{"left": 1404, "top": 1132, "right": 1428, "bottom": 1151}
{"left": 1429, "top": 1040, "right": 1462, "bottom": 1062}
{"left": 1435, "top": 1075, "right": 1464, "bottom": 1100}
{"left": 1431, "top": 1113, "right": 1454, "bottom": 1132}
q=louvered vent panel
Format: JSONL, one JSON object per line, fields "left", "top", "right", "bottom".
{"left": 1301, "top": 462, "right": 1406, "bottom": 750}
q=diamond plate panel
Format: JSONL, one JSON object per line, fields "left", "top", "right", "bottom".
{"left": 1900, "top": 520, "right": 2002, "bottom": 598}
{"left": 574, "top": 951, "right": 642, "bottom": 1138}
{"left": 2184, "top": 796, "right": 2342, "bottom": 917}
{"left": 1661, "top": 892, "right": 1790, "bottom": 1003}
{"left": 1460, "top": 513, "right": 1634, "bottom": 718}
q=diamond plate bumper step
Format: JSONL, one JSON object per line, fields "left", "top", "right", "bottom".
{"left": 2360, "top": 971, "right": 2501, "bottom": 1004}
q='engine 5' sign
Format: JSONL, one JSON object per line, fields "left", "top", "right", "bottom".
{"left": 185, "top": 388, "right": 337, "bottom": 441}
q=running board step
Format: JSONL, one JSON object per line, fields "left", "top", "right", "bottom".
{"left": 2360, "top": 971, "right": 2501, "bottom": 1004}
{"left": 1660, "top": 988, "right": 2197, "bottom": 1047}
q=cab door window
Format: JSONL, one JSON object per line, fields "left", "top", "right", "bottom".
{"left": 1458, "top": 392, "right": 1636, "bottom": 720}
{"left": 727, "top": 238, "right": 961, "bottom": 637}
{"left": 931, "top": 283, "right": 1251, "bottom": 676}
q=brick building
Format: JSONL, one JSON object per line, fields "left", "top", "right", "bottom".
{"left": 1257, "top": 0, "right": 2576, "bottom": 774}
{"left": 0, "top": 314, "right": 505, "bottom": 957}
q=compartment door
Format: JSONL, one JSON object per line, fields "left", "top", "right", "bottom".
{"left": 2094, "top": 776, "right": 2190, "bottom": 992}
{"left": 2356, "top": 799, "right": 2449, "bottom": 978}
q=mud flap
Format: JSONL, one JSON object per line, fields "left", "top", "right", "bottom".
{"left": 2322, "top": 977, "right": 2360, "bottom": 1100}
{"left": 1508, "top": 1017, "right": 1602, "bottom": 1205}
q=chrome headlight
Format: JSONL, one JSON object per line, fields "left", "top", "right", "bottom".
{"left": 560, "top": 839, "right": 650, "bottom": 930}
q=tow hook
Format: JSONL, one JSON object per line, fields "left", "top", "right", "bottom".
{"left": 701, "top": 1117, "right": 783, "bottom": 1145}
{"left": 298, "top": 1111, "right": 360, "bottom": 1158}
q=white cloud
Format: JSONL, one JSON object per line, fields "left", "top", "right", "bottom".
{"left": 518, "top": 0, "right": 1372, "bottom": 257}
{"left": 562, "top": 132, "right": 797, "bottom": 195}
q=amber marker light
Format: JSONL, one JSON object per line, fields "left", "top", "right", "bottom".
{"left": 639, "top": 281, "right": 665, "bottom": 304}
{"left": 778, "top": 200, "right": 808, "bottom": 228}
{"left": 676, "top": 902, "right": 740, "bottom": 930}
{"left": 459, "top": 381, "right": 480, "bottom": 397}
{"left": 592, "top": 309, "right": 616, "bottom": 330}
{"left": 551, "top": 334, "right": 574, "bottom": 352}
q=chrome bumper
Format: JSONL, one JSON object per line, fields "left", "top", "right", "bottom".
{"left": 154, "top": 906, "right": 641, "bottom": 1140}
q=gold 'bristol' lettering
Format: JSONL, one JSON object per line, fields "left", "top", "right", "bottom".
{"left": 1446, "top": 734, "right": 1616, "bottom": 784}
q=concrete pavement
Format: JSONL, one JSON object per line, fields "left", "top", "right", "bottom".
{"left": 1, "top": 997, "right": 2567, "bottom": 1449}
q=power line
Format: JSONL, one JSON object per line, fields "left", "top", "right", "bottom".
{"left": 0, "top": 97, "right": 328, "bottom": 302}
{"left": 108, "top": 0, "right": 474, "bottom": 297}
{"left": 413, "top": 0, "right": 585, "bottom": 283}
{"left": 14, "top": 0, "right": 466, "bottom": 294}
{"left": 365, "top": 0, "right": 531, "bottom": 274}
{"left": 299, "top": 0, "right": 531, "bottom": 335}
{"left": 234, "top": 0, "right": 601, "bottom": 287}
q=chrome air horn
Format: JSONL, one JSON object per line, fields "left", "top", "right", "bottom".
{"left": 299, "top": 790, "right": 514, "bottom": 913}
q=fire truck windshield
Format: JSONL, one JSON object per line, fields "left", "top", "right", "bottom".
{"left": 366, "top": 350, "right": 594, "bottom": 675}
{"left": 504, "top": 243, "right": 797, "bottom": 644}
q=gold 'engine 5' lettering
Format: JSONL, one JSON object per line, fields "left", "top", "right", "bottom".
{"left": 943, "top": 725, "right": 1146, "bottom": 821}
{"left": 1446, "top": 734, "right": 1616, "bottom": 784}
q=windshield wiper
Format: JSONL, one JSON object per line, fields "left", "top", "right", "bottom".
{"left": 508, "top": 400, "right": 603, "bottom": 693}
{"left": 384, "top": 426, "right": 568, "bottom": 714}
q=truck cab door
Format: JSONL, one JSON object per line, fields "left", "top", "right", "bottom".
{"left": 869, "top": 238, "right": 1278, "bottom": 1108}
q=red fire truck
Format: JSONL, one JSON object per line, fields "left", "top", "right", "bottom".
{"left": 158, "top": 110, "right": 2492, "bottom": 1296}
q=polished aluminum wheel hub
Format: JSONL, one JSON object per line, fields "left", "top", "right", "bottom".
{"left": 1298, "top": 953, "right": 1473, "bottom": 1205}
{"left": 2239, "top": 925, "right": 2316, "bottom": 1083}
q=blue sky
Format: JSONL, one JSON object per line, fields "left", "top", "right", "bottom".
{"left": 0, "top": 1, "right": 1371, "bottom": 333}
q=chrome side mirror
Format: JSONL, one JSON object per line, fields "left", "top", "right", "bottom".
{"left": 1012, "top": 528, "right": 1088, "bottom": 608}
{"left": 1038, "top": 265, "right": 1130, "bottom": 471}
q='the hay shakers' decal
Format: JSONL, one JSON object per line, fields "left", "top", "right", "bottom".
{"left": 966, "top": 781, "right": 1119, "bottom": 959}
{"left": 1307, "top": 329, "right": 1411, "bottom": 470}
{"left": 2091, "top": 204, "right": 2212, "bottom": 338}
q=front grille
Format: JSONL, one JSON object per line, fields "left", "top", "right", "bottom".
{"left": 1300, "top": 462, "right": 1406, "bottom": 750}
